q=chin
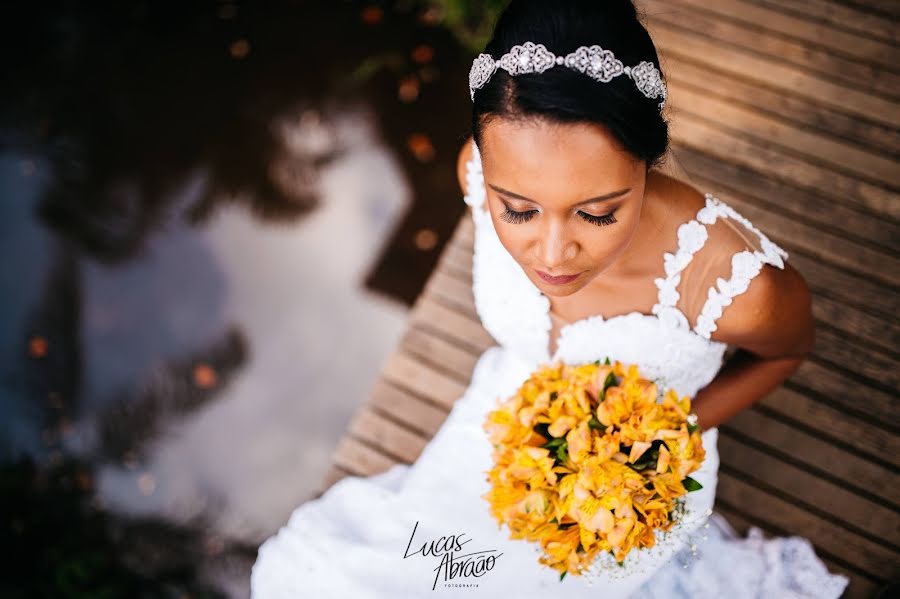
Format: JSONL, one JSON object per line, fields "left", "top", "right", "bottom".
{"left": 533, "top": 277, "right": 586, "bottom": 297}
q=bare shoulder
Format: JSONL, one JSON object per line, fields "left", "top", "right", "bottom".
{"left": 648, "top": 171, "right": 813, "bottom": 358}
{"left": 711, "top": 252, "right": 813, "bottom": 358}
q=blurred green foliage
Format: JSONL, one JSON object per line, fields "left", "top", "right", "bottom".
{"left": 429, "top": 0, "right": 508, "bottom": 54}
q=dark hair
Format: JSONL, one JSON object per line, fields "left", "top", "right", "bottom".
{"left": 472, "top": 0, "right": 669, "bottom": 170}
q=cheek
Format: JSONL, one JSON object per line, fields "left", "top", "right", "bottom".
{"left": 582, "top": 228, "right": 633, "bottom": 267}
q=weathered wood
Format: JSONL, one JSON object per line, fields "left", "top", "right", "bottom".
{"left": 756, "top": 385, "right": 900, "bottom": 469}
{"left": 348, "top": 406, "right": 430, "bottom": 465}
{"left": 670, "top": 115, "right": 899, "bottom": 220}
{"left": 789, "top": 360, "right": 898, "bottom": 433}
{"left": 408, "top": 294, "right": 494, "bottom": 351}
{"left": 713, "top": 502, "right": 882, "bottom": 599}
{"left": 643, "top": 0, "right": 900, "bottom": 97}
{"left": 380, "top": 350, "right": 469, "bottom": 411}
{"left": 722, "top": 407, "right": 899, "bottom": 508}
{"left": 332, "top": 435, "right": 399, "bottom": 475}
{"left": 717, "top": 431, "right": 900, "bottom": 542}
{"left": 400, "top": 326, "right": 480, "bottom": 382}
{"left": 748, "top": 0, "right": 899, "bottom": 44}
{"left": 368, "top": 378, "right": 452, "bottom": 436}
{"left": 674, "top": 147, "right": 900, "bottom": 254}
{"left": 647, "top": 20, "right": 900, "bottom": 128}
{"left": 717, "top": 471, "right": 899, "bottom": 580}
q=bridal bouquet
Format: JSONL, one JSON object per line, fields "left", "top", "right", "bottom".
{"left": 481, "top": 358, "right": 705, "bottom": 579}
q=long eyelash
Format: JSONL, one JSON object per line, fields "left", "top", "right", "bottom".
{"left": 498, "top": 206, "right": 618, "bottom": 226}
{"left": 579, "top": 210, "right": 618, "bottom": 226}
{"left": 500, "top": 206, "right": 537, "bottom": 224}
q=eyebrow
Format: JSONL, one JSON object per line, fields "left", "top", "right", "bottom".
{"left": 487, "top": 184, "right": 631, "bottom": 206}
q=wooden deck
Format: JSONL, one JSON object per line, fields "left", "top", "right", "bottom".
{"left": 320, "top": 1, "right": 899, "bottom": 597}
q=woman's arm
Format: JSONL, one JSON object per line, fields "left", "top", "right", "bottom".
{"left": 691, "top": 260, "right": 814, "bottom": 431}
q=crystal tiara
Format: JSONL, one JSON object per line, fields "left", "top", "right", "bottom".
{"left": 468, "top": 41, "right": 667, "bottom": 111}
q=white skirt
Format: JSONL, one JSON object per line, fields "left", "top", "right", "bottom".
{"left": 251, "top": 346, "right": 849, "bottom": 599}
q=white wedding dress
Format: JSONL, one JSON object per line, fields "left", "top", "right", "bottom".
{"left": 250, "top": 140, "right": 850, "bottom": 598}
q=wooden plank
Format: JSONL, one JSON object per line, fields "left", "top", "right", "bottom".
{"left": 812, "top": 293, "right": 900, "bottom": 357}
{"left": 400, "top": 326, "right": 481, "bottom": 383}
{"left": 409, "top": 295, "right": 495, "bottom": 351}
{"left": 849, "top": 0, "right": 900, "bottom": 18}
{"left": 647, "top": 20, "right": 900, "bottom": 128}
{"left": 713, "top": 502, "right": 881, "bottom": 599}
{"left": 746, "top": 0, "right": 898, "bottom": 45}
{"left": 787, "top": 251, "right": 898, "bottom": 319}
{"left": 665, "top": 55, "right": 900, "bottom": 159}
{"left": 812, "top": 325, "right": 899, "bottom": 391}
{"left": 642, "top": 0, "right": 900, "bottom": 71}
{"left": 644, "top": 0, "right": 900, "bottom": 97}
{"left": 422, "top": 267, "right": 479, "bottom": 320}
{"left": 670, "top": 114, "right": 898, "bottom": 220}
{"left": 332, "top": 435, "right": 399, "bottom": 475}
{"left": 717, "top": 431, "right": 900, "bottom": 543}
{"left": 676, "top": 147, "right": 900, "bottom": 253}
{"left": 381, "top": 350, "right": 469, "bottom": 411}
{"left": 440, "top": 241, "right": 475, "bottom": 281}
{"left": 349, "top": 406, "right": 430, "bottom": 464}
{"left": 717, "top": 471, "right": 898, "bottom": 580}
{"left": 664, "top": 81, "right": 900, "bottom": 191}
{"left": 757, "top": 386, "right": 900, "bottom": 469}
{"left": 790, "top": 360, "right": 899, "bottom": 430}
{"left": 723, "top": 407, "right": 899, "bottom": 507}
{"left": 368, "top": 378, "right": 451, "bottom": 437}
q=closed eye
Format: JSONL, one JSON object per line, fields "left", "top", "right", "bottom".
{"left": 499, "top": 205, "right": 618, "bottom": 227}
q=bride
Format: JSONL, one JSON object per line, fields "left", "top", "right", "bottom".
{"left": 251, "top": 1, "right": 850, "bottom": 597}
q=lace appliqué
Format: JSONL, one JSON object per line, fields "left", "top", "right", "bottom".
{"left": 693, "top": 194, "right": 789, "bottom": 339}
{"left": 652, "top": 219, "right": 709, "bottom": 331}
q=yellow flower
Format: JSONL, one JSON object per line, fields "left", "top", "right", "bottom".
{"left": 482, "top": 359, "right": 706, "bottom": 574}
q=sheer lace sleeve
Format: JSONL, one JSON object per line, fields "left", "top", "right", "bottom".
{"left": 690, "top": 195, "right": 789, "bottom": 340}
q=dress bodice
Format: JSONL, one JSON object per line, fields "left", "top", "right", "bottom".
{"left": 462, "top": 139, "right": 789, "bottom": 399}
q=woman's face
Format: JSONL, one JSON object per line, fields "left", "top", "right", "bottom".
{"left": 479, "top": 117, "right": 648, "bottom": 297}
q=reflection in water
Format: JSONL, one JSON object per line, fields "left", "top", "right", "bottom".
{"left": 2, "top": 105, "right": 410, "bottom": 595}
{"left": 89, "top": 108, "right": 410, "bottom": 542}
{"left": 0, "top": 1, "right": 464, "bottom": 593}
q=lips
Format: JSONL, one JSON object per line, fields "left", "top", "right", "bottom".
{"left": 535, "top": 269, "right": 582, "bottom": 285}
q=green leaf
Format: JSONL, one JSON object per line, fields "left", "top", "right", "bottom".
{"left": 683, "top": 476, "right": 703, "bottom": 492}
{"left": 600, "top": 372, "right": 617, "bottom": 401}
{"left": 559, "top": 571, "right": 567, "bottom": 581}
{"left": 687, "top": 422, "right": 699, "bottom": 435}
{"left": 542, "top": 437, "right": 566, "bottom": 449}
{"left": 587, "top": 417, "right": 604, "bottom": 430}
{"left": 604, "top": 357, "right": 611, "bottom": 365}
{"left": 556, "top": 442, "right": 569, "bottom": 465}
{"left": 593, "top": 359, "right": 600, "bottom": 366}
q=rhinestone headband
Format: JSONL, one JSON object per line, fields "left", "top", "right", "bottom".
{"left": 469, "top": 41, "right": 667, "bottom": 111}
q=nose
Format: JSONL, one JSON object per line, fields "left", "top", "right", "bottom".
{"left": 537, "top": 220, "right": 577, "bottom": 270}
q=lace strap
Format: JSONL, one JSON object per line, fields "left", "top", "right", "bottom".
{"left": 693, "top": 195, "right": 789, "bottom": 339}
{"left": 462, "top": 139, "right": 486, "bottom": 212}
{"left": 651, "top": 203, "right": 711, "bottom": 322}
